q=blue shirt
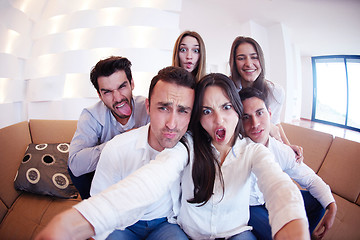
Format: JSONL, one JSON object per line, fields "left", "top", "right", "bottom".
{"left": 68, "top": 95, "right": 150, "bottom": 176}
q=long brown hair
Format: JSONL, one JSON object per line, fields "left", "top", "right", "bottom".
{"left": 229, "top": 36, "right": 272, "bottom": 99}
{"left": 172, "top": 31, "right": 206, "bottom": 82}
{"left": 188, "top": 73, "right": 244, "bottom": 205}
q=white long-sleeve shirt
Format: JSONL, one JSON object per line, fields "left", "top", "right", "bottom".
{"left": 75, "top": 135, "right": 307, "bottom": 239}
{"left": 267, "top": 82, "right": 285, "bottom": 125}
{"left": 87, "top": 124, "right": 181, "bottom": 239}
{"left": 250, "top": 136, "right": 335, "bottom": 208}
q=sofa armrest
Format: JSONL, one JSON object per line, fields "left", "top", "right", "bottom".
{"left": 0, "top": 121, "right": 32, "bottom": 221}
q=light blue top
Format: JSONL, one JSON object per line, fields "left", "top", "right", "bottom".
{"left": 68, "top": 95, "right": 150, "bottom": 176}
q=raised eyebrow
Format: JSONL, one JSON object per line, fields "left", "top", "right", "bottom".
{"left": 256, "top": 108, "right": 265, "bottom": 113}
{"left": 180, "top": 43, "right": 199, "bottom": 48}
{"left": 222, "top": 102, "right": 232, "bottom": 107}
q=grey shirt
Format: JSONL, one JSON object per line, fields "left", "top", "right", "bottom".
{"left": 68, "top": 95, "right": 150, "bottom": 176}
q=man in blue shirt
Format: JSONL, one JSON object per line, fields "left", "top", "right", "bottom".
{"left": 68, "top": 56, "right": 150, "bottom": 199}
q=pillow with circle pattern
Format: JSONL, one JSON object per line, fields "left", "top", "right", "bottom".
{"left": 14, "top": 143, "right": 78, "bottom": 199}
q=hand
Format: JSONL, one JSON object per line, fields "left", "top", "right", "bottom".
{"left": 290, "top": 145, "right": 303, "bottom": 163}
{"left": 35, "top": 208, "right": 95, "bottom": 240}
{"left": 311, "top": 202, "right": 337, "bottom": 240}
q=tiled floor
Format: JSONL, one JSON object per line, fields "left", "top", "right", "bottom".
{"left": 288, "top": 118, "right": 360, "bottom": 143}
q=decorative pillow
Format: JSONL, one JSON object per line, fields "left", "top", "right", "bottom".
{"left": 14, "top": 143, "right": 78, "bottom": 199}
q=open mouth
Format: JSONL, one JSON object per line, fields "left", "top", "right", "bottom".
{"left": 117, "top": 102, "right": 126, "bottom": 108}
{"left": 114, "top": 100, "right": 131, "bottom": 116}
{"left": 215, "top": 128, "right": 226, "bottom": 140}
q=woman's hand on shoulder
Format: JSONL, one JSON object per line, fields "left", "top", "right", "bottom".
{"left": 290, "top": 144, "right": 304, "bottom": 163}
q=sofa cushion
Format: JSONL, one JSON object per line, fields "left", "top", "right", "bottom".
{"left": 14, "top": 143, "right": 78, "bottom": 199}
{"left": 281, "top": 122, "right": 333, "bottom": 173}
{"left": 0, "top": 193, "right": 80, "bottom": 239}
{"left": 321, "top": 193, "right": 360, "bottom": 240}
{"left": 318, "top": 137, "right": 360, "bottom": 203}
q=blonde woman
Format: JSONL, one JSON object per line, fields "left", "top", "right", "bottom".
{"left": 172, "top": 31, "right": 206, "bottom": 82}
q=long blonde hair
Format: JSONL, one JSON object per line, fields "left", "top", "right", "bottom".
{"left": 172, "top": 31, "right": 206, "bottom": 82}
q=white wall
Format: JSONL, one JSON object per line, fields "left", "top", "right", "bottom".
{"left": 0, "top": 0, "right": 182, "bottom": 128}
{"left": 179, "top": 3, "right": 302, "bottom": 123}
{"left": 1, "top": 0, "right": 359, "bottom": 128}
{"left": 301, "top": 57, "right": 314, "bottom": 120}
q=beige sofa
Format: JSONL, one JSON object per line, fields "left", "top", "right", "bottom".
{"left": 281, "top": 123, "right": 360, "bottom": 240}
{"left": 0, "top": 120, "right": 359, "bottom": 239}
{"left": 0, "top": 120, "right": 80, "bottom": 239}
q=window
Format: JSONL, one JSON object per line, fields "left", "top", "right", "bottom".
{"left": 312, "top": 55, "right": 360, "bottom": 131}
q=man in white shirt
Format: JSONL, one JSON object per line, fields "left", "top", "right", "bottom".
{"left": 239, "top": 87, "right": 337, "bottom": 240}
{"left": 87, "top": 66, "right": 195, "bottom": 239}
{"left": 68, "top": 56, "right": 150, "bottom": 199}
{"left": 36, "top": 66, "right": 195, "bottom": 240}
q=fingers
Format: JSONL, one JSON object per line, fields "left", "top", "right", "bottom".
{"left": 312, "top": 225, "right": 325, "bottom": 240}
{"left": 291, "top": 145, "right": 304, "bottom": 163}
{"left": 295, "top": 154, "right": 304, "bottom": 163}
{"left": 294, "top": 146, "right": 303, "bottom": 156}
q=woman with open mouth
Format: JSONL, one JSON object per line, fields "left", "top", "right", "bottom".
{"left": 172, "top": 31, "right": 207, "bottom": 83}
{"left": 174, "top": 73, "right": 308, "bottom": 239}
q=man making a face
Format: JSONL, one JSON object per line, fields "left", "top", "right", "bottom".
{"left": 68, "top": 56, "right": 149, "bottom": 199}
{"left": 38, "top": 66, "right": 195, "bottom": 240}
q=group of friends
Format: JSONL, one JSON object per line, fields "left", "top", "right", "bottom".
{"left": 36, "top": 31, "right": 337, "bottom": 240}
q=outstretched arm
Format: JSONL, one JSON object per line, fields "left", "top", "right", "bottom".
{"left": 251, "top": 143, "right": 309, "bottom": 239}
{"left": 36, "top": 139, "right": 190, "bottom": 238}
{"left": 274, "top": 219, "right": 310, "bottom": 240}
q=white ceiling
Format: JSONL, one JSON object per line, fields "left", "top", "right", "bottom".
{"left": 180, "top": 0, "right": 360, "bottom": 57}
